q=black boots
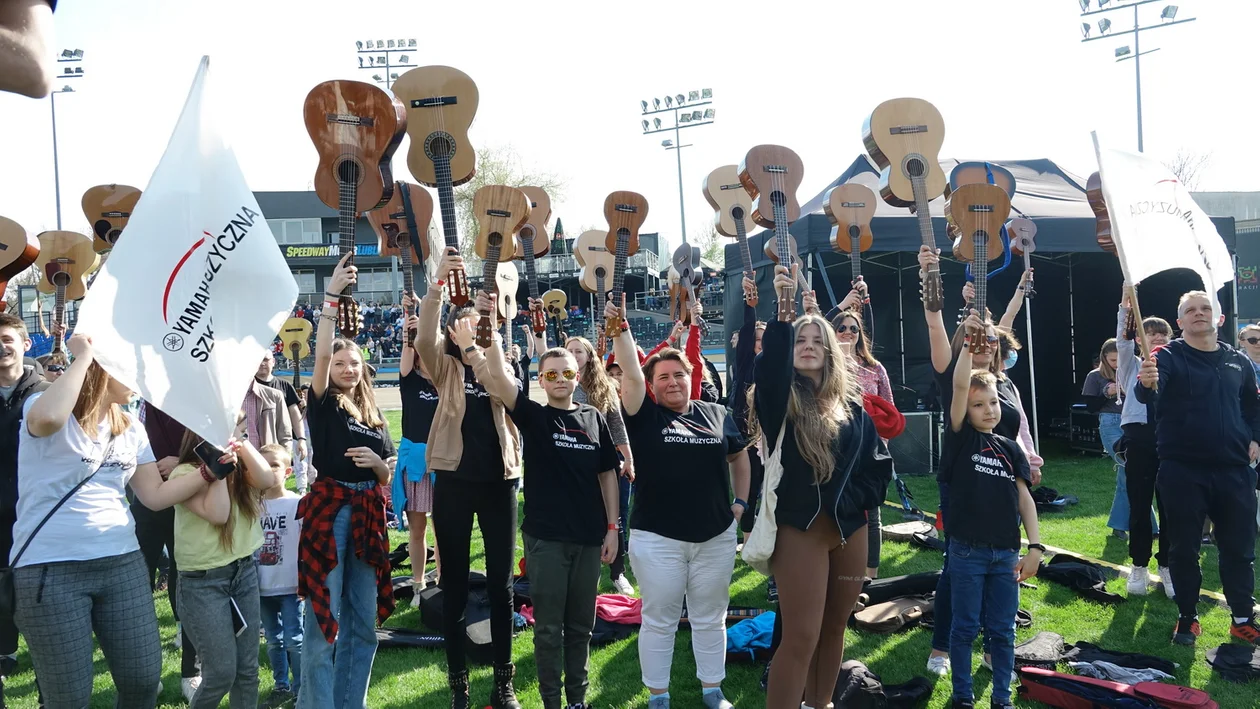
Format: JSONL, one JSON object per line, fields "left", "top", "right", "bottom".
{"left": 491, "top": 663, "right": 521, "bottom": 709}
{"left": 448, "top": 669, "right": 469, "bottom": 709}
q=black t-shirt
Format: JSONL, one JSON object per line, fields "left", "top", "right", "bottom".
{"left": 509, "top": 391, "right": 618, "bottom": 545}
{"left": 624, "top": 396, "right": 744, "bottom": 542}
{"left": 442, "top": 368, "right": 515, "bottom": 482}
{"left": 939, "top": 422, "right": 1031, "bottom": 550}
{"left": 399, "top": 371, "right": 439, "bottom": 443}
{"left": 935, "top": 361, "right": 1023, "bottom": 476}
{"left": 257, "top": 376, "right": 300, "bottom": 410}
{"left": 308, "top": 387, "right": 396, "bottom": 484}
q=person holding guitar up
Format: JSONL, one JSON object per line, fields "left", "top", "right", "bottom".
{"left": 605, "top": 292, "right": 750, "bottom": 709}
{"left": 418, "top": 248, "right": 524, "bottom": 709}
{"left": 298, "top": 254, "right": 397, "bottom": 709}
{"left": 750, "top": 265, "right": 891, "bottom": 709}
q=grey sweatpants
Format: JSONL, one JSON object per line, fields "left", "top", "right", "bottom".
{"left": 178, "top": 556, "right": 262, "bottom": 709}
{"left": 523, "top": 533, "right": 602, "bottom": 709}
{"left": 14, "top": 550, "right": 162, "bottom": 709}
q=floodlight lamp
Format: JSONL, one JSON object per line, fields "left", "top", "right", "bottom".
{"left": 688, "top": 90, "right": 699, "bottom": 101}
{"left": 390, "top": 73, "right": 399, "bottom": 79}
{"left": 373, "top": 74, "right": 383, "bottom": 82}
{"left": 73, "top": 67, "right": 82, "bottom": 74}
{"left": 368, "top": 57, "right": 375, "bottom": 66}
{"left": 365, "top": 40, "right": 374, "bottom": 49}
{"left": 408, "top": 39, "right": 417, "bottom": 47}
{"left": 61, "top": 49, "right": 72, "bottom": 58}
{"left": 703, "top": 108, "right": 715, "bottom": 119}
{"left": 653, "top": 98, "right": 661, "bottom": 110}
{"left": 63, "top": 67, "right": 72, "bottom": 75}
{"left": 1098, "top": 18, "right": 1112, "bottom": 34}
{"left": 665, "top": 96, "right": 672, "bottom": 108}
{"left": 1161, "top": 5, "right": 1178, "bottom": 20}
{"left": 399, "top": 55, "right": 409, "bottom": 63}
{"left": 653, "top": 117, "right": 662, "bottom": 129}
{"left": 691, "top": 111, "right": 702, "bottom": 121}
{"left": 73, "top": 49, "right": 83, "bottom": 58}
{"left": 376, "top": 55, "right": 386, "bottom": 64}
{"left": 642, "top": 119, "right": 650, "bottom": 131}
{"left": 701, "top": 88, "right": 712, "bottom": 99}
{"left": 1115, "top": 46, "right": 1131, "bottom": 57}
{"left": 1081, "top": 22, "right": 1091, "bottom": 37}
{"left": 376, "top": 39, "right": 384, "bottom": 46}
{"left": 387, "top": 40, "right": 395, "bottom": 48}
{"left": 641, "top": 99, "right": 648, "bottom": 112}
{"left": 358, "top": 56, "right": 364, "bottom": 67}
{"left": 1078, "top": 0, "right": 1089, "bottom": 11}
{"left": 61, "top": 85, "right": 73, "bottom": 93}
{"left": 1098, "top": 0, "right": 1111, "bottom": 6}
{"left": 679, "top": 113, "right": 691, "bottom": 123}
{"left": 675, "top": 93, "right": 685, "bottom": 104}
{"left": 662, "top": 140, "right": 673, "bottom": 147}
{"left": 356, "top": 40, "right": 363, "bottom": 50}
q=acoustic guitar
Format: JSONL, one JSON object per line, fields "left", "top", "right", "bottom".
{"left": 471, "top": 185, "right": 527, "bottom": 348}
{"left": 948, "top": 184, "right": 1011, "bottom": 355}
{"left": 81, "top": 184, "right": 141, "bottom": 253}
{"left": 603, "top": 191, "right": 648, "bottom": 338}
{"left": 542, "top": 288, "right": 568, "bottom": 338}
{"left": 0, "top": 216, "right": 39, "bottom": 303}
{"left": 515, "top": 186, "right": 552, "bottom": 335}
{"left": 576, "top": 229, "right": 614, "bottom": 355}
{"left": 739, "top": 145, "right": 804, "bottom": 322}
{"left": 672, "top": 242, "right": 705, "bottom": 330}
{"left": 367, "top": 181, "right": 434, "bottom": 344}
{"left": 278, "top": 317, "right": 313, "bottom": 388}
{"left": 944, "top": 162, "right": 1015, "bottom": 241}
{"left": 496, "top": 260, "right": 519, "bottom": 348}
{"left": 1007, "top": 218, "right": 1037, "bottom": 298}
{"left": 863, "top": 98, "right": 947, "bottom": 311}
{"left": 391, "top": 66, "right": 479, "bottom": 306}
{"left": 824, "top": 183, "right": 877, "bottom": 290}
{"left": 1086, "top": 171, "right": 1114, "bottom": 254}
{"left": 35, "top": 230, "right": 98, "bottom": 355}
{"left": 303, "top": 79, "right": 406, "bottom": 338}
{"left": 702, "top": 164, "right": 757, "bottom": 304}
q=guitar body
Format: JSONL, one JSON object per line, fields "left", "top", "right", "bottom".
{"left": 0, "top": 216, "right": 39, "bottom": 302}
{"left": 1008, "top": 217, "right": 1037, "bottom": 297}
{"left": 702, "top": 164, "right": 756, "bottom": 238}
{"left": 948, "top": 184, "right": 1010, "bottom": 264}
{"left": 543, "top": 289, "right": 568, "bottom": 320}
{"left": 496, "top": 261, "right": 519, "bottom": 322}
{"left": 862, "top": 98, "right": 947, "bottom": 208}
{"left": 303, "top": 80, "right": 407, "bottom": 213}
{"left": 602, "top": 192, "right": 648, "bottom": 337}
{"left": 1086, "top": 171, "right": 1115, "bottom": 254}
{"left": 472, "top": 186, "right": 528, "bottom": 263}
{"left": 824, "top": 183, "right": 876, "bottom": 253}
{"left": 368, "top": 182, "right": 433, "bottom": 264}
{"left": 515, "top": 186, "right": 552, "bottom": 259}
{"left": 761, "top": 233, "right": 802, "bottom": 266}
{"left": 81, "top": 184, "right": 141, "bottom": 253}
{"left": 35, "top": 231, "right": 97, "bottom": 300}
{"left": 279, "top": 317, "right": 313, "bottom": 361}
{"left": 573, "top": 229, "right": 608, "bottom": 269}
{"left": 738, "top": 145, "right": 804, "bottom": 230}
{"left": 391, "top": 66, "right": 479, "bottom": 188}
{"left": 944, "top": 162, "right": 1016, "bottom": 200}
{"left": 579, "top": 254, "right": 615, "bottom": 294}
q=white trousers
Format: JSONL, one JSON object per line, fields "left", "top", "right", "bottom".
{"left": 629, "top": 521, "right": 737, "bottom": 689}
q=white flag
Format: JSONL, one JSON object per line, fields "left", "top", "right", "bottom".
{"left": 77, "top": 57, "right": 297, "bottom": 446}
{"left": 1093, "top": 133, "right": 1233, "bottom": 316}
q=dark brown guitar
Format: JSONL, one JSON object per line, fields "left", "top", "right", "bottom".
{"left": 739, "top": 145, "right": 804, "bottom": 322}
{"left": 0, "top": 216, "right": 39, "bottom": 303}
{"left": 472, "top": 186, "right": 528, "bottom": 348}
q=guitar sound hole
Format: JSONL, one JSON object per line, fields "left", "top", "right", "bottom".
{"left": 337, "top": 159, "right": 361, "bottom": 186}
{"left": 973, "top": 231, "right": 989, "bottom": 246}
{"left": 731, "top": 206, "right": 745, "bottom": 220}
{"left": 427, "top": 134, "right": 453, "bottom": 159}
{"left": 770, "top": 192, "right": 786, "bottom": 208}
{"left": 848, "top": 225, "right": 861, "bottom": 239}
{"left": 905, "top": 157, "right": 925, "bottom": 178}
{"left": 51, "top": 272, "right": 71, "bottom": 287}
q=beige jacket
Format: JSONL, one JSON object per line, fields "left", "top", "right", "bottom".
{"left": 243, "top": 381, "right": 293, "bottom": 449}
{"left": 417, "top": 285, "right": 522, "bottom": 479}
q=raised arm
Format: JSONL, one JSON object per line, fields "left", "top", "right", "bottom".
{"left": 686, "top": 300, "right": 704, "bottom": 400}
{"left": 417, "top": 249, "right": 465, "bottom": 385}
{"left": 950, "top": 316, "right": 981, "bottom": 432}
{"left": 753, "top": 266, "right": 798, "bottom": 450}
{"left": 1116, "top": 300, "right": 1138, "bottom": 391}
{"left": 181, "top": 477, "right": 231, "bottom": 526}
{"left": 399, "top": 294, "right": 419, "bottom": 378}
{"left": 998, "top": 270, "right": 1030, "bottom": 332}
{"left": 920, "top": 246, "right": 952, "bottom": 374}
{"left": 458, "top": 295, "right": 521, "bottom": 410}
{"left": 607, "top": 294, "right": 645, "bottom": 416}
{"left": 238, "top": 439, "right": 277, "bottom": 491}
{"left": 25, "top": 333, "right": 94, "bottom": 438}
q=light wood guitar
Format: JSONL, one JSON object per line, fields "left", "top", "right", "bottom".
{"left": 303, "top": 79, "right": 406, "bottom": 337}
{"left": 863, "top": 98, "right": 947, "bottom": 311}
{"left": 368, "top": 181, "right": 434, "bottom": 343}
{"left": 278, "top": 317, "right": 313, "bottom": 388}
{"left": 392, "top": 66, "right": 479, "bottom": 305}
{"left": 739, "top": 145, "right": 803, "bottom": 322}
{"left": 35, "top": 230, "right": 98, "bottom": 355}
{"left": 0, "top": 216, "right": 39, "bottom": 303}
{"left": 702, "top": 164, "right": 757, "bottom": 303}
{"left": 603, "top": 191, "right": 648, "bottom": 338}
{"left": 515, "top": 186, "right": 552, "bottom": 336}
{"left": 948, "top": 183, "right": 1010, "bottom": 355}
{"left": 471, "top": 185, "right": 527, "bottom": 348}
{"left": 496, "top": 260, "right": 519, "bottom": 341}
{"left": 578, "top": 232, "right": 616, "bottom": 357}
{"left": 1008, "top": 218, "right": 1037, "bottom": 298}
{"left": 824, "top": 183, "right": 877, "bottom": 289}
{"left": 81, "top": 184, "right": 141, "bottom": 253}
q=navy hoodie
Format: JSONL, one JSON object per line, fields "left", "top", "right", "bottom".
{"left": 1135, "top": 339, "right": 1260, "bottom": 466}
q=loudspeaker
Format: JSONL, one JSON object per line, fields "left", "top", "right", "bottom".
{"left": 889, "top": 411, "right": 940, "bottom": 476}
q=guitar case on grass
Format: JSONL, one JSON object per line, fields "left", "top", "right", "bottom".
{"left": 1018, "top": 666, "right": 1217, "bottom": 709}
{"left": 416, "top": 571, "right": 495, "bottom": 665}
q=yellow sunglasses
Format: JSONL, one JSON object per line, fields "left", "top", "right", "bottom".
{"left": 541, "top": 369, "right": 578, "bottom": 382}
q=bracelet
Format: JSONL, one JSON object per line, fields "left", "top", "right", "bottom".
{"left": 463, "top": 345, "right": 477, "bottom": 353}
{"left": 320, "top": 313, "right": 337, "bottom": 323}
{"left": 295, "top": 437, "right": 306, "bottom": 441}
{"left": 733, "top": 498, "right": 748, "bottom": 511}
{"left": 325, "top": 291, "right": 343, "bottom": 299}
{"left": 1026, "top": 543, "right": 1046, "bottom": 553}
{"left": 324, "top": 301, "right": 339, "bottom": 311}
{"left": 436, "top": 279, "right": 446, "bottom": 287}
{"left": 199, "top": 464, "right": 217, "bottom": 484}
{"left": 607, "top": 523, "right": 618, "bottom": 531}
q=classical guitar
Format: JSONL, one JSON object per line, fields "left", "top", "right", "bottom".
{"left": 672, "top": 242, "right": 704, "bottom": 328}
{"left": 303, "top": 79, "right": 406, "bottom": 338}
{"left": 702, "top": 164, "right": 757, "bottom": 304}
{"left": 863, "top": 98, "right": 947, "bottom": 311}
{"left": 391, "top": 65, "right": 479, "bottom": 305}
{"left": 948, "top": 184, "right": 1011, "bottom": 355}
{"left": 35, "top": 230, "right": 98, "bottom": 355}
{"left": 1086, "top": 171, "right": 1114, "bottom": 254}
{"left": 739, "top": 145, "right": 804, "bottom": 322}
{"left": 367, "top": 181, "right": 434, "bottom": 344}
{"left": 824, "top": 183, "right": 877, "bottom": 291}
{"left": 1007, "top": 218, "right": 1037, "bottom": 298}
{"left": 944, "top": 162, "right": 1015, "bottom": 242}
{"left": 278, "top": 317, "right": 313, "bottom": 388}
{"left": 515, "top": 186, "right": 552, "bottom": 335}
{"left": 81, "top": 184, "right": 141, "bottom": 253}
{"left": 496, "top": 260, "right": 519, "bottom": 347}
{"left": 471, "top": 185, "right": 528, "bottom": 348}
{"left": 576, "top": 229, "right": 614, "bottom": 355}
{"left": 0, "top": 216, "right": 39, "bottom": 303}
{"left": 603, "top": 191, "right": 648, "bottom": 338}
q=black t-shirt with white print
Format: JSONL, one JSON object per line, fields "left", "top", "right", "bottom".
{"left": 509, "top": 391, "right": 619, "bottom": 545}
{"left": 940, "top": 421, "right": 1031, "bottom": 551}
{"left": 399, "top": 370, "right": 439, "bottom": 443}
{"left": 444, "top": 368, "right": 514, "bottom": 482}
{"left": 307, "top": 386, "right": 396, "bottom": 484}
{"left": 624, "top": 395, "right": 745, "bottom": 543}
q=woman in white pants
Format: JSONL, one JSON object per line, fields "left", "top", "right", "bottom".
{"left": 606, "top": 296, "right": 751, "bottom": 709}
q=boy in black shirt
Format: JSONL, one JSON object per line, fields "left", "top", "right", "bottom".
{"left": 465, "top": 336, "right": 620, "bottom": 709}
{"left": 943, "top": 317, "right": 1043, "bottom": 709}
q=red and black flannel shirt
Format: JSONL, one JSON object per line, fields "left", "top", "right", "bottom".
{"left": 297, "top": 477, "right": 394, "bottom": 644}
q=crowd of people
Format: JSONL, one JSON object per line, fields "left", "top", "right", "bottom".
{"left": 1, "top": 243, "right": 1259, "bottom": 709}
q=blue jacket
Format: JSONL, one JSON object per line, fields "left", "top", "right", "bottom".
{"left": 1135, "top": 339, "right": 1260, "bottom": 466}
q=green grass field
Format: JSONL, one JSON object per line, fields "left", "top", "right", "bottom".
{"left": 4, "top": 414, "right": 1258, "bottom": 707}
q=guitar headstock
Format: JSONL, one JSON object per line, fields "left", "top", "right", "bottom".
{"left": 515, "top": 186, "right": 552, "bottom": 258}
{"left": 337, "top": 296, "right": 361, "bottom": 339}
{"left": 862, "top": 98, "right": 947, "bottom": 208}
{"left": 739, "top": 145, "right": 804, "bottom": 229}
{"left": 81, "top": 184, "right": 141, "bottom": 254}
{"left": 602, "top": 192, "right": 648, "bottom": 255}
{"left": 947, "top": 183, "right": 1010, "bottom": 265}
{"left": 824, "top": 183, "right": 877, "bottom": 254}
{"left": 702, "top": 164, "right": 756, "bottom": 238}
{"left": 472, "top": 185, "right": 528, "bottom": 263}
{"left": 302, "top": 80, "right": 407, "bottom": 213}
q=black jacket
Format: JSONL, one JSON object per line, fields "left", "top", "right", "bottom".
{"left": 1134, "top": 339, "right": 1260, "bottom": 466}
{"left": 1, "top": 367, "right": 50, "bottom": 546}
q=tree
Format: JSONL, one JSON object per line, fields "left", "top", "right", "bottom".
{"left": 2, "top": 264, "right": 41, "bottom": 315}
{"left": 692, "top": 221, "right": 725, "bottom": 268}
{"left": 452, "top": 144, "right": 567, "bottom": 266}
{"left": 1164, "top": 148, "right": 1212, "bottom": 190}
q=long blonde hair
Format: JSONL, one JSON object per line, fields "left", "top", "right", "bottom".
{"left": 330, "top": 338, "right": 383, "bottom": 428}
{"left": 565, "top": 336, "right": 618, "bottom": 414}
{"left": 73, "top": 362, "right": 130, "bottom": 438}
{"left": 1097, "top": 338, "right": 1118, "bottom": 382}
{"left": 176, "top": 429, "right": 262, "bottom": 551}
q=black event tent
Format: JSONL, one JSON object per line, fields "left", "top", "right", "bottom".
{"left": 723, "top": 156, "right": 1237, "bottom": 444}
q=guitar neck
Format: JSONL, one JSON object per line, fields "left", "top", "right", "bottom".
{"left": 521, "top": 235, "right": 541, "bottom": 300}
{"left": 290, "top": 343, "right": 302, "bottom": 389}
{"left": 734, "top": 213, "right": 754, "bottom": 279}
{"left": 972, "top": 235, "right": 987, "bottom": 319}
{"left": 771, "top": 202, "right": 795, "bottom": 322}
{"left": 850, "top": 231, "right": 863, "bottom": 282}
{"left": 610, "top": 234, "right": 629, "bottom": 304}
{"left": 398, "top": 186, "right": 426, "bottom": 293}
{"left": 482, "top": 244, "right": 502, "bottom": 295}
{"left": 910, "top": 175, "right": 935, "bottom": 259}
{"left": 52, "top": 283, "right": 66, "bottom": 354}
{"left": 338, "top": 180, "right": 359, "bottom": 296}
{"left": 434, "top": 156, "right": 460, "bottom": 252}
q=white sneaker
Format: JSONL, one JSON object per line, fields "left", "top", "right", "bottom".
{"left": 411, "top": 578, "right": 425, "bottom": 608}
{"left": 926, "top": 655, "right": 951, "bottom": 676}
{"left": 173, "top": 622, "right": 182, "bottom": 649}
{"left": 613, "top": 574, "right": 635, "bottom": 596}
{"left": 1127, "top": 566, "right": 1150, "bottom": 596}
{"left": 181, "top": 676, "right": 202, "bottom": 702}
{"left": 1158, "top": 566, "right": 1176, "bottom": 599}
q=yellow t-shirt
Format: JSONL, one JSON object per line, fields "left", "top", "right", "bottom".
{"left": 171, "top": 463, "right": 263, "bottom": 572}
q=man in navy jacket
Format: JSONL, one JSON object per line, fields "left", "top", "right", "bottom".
{"left": 1137, "top": 290, "right": 1260, "bottom": 646}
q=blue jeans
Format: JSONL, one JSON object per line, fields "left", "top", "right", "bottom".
{"left": 297, "top": 503, "right": 380, "bottom": 709}
{"left": 949, "top": 540, "right": 1019, "bottom": 704}
{"left": 932, "top": 483, "right": 991, "bottom": 656}
{"left": 260, "top": 594, "right": 303, "bottom": 694}
{"left": 1100, "top": 413, "right": 1158, "bottom": 533}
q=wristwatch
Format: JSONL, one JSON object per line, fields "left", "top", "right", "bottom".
{"left": 463, "top": 345, "right": 477, "bottom": 354}
{"left": 1027, "top": 543, "right": 1046, "bottom": 553}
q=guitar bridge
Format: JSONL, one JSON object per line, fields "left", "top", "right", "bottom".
{"left": 890, "top": 125, "right": 928, "bottom": 135}
{"left": 412, "top": 96, "right": 457, "bottom": 108}
{"left": 325, "top": 113, "right": 375, "bottom": 127}
{"left": 614, "top": 204, "right": 638, "bottom": 213}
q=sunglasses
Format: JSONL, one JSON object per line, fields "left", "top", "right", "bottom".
{"left": 837, "top": 325, "right": 860, "bottom": 334}
{"left": 541, "top": 369, "right": 578, "bottom": 382}
{"left": 46, "top": 365, "right": 66, "bottom": 372}
{"left": 1245, "top": 337, "right": 1260, "bottom": 346}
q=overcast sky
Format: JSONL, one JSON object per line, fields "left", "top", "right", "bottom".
{"left": 0, "top": 0, "right": 1248, "bottom": 260}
